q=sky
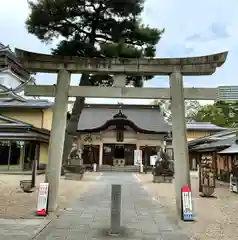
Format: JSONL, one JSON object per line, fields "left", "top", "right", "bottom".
{"left": 0, "top": 0, "right": 237, "bottom": 104}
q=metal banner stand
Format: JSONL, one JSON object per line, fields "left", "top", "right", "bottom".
{"left": 181, "top": 185, "right": 193, "bottom": 221}
{"left": 35, "top": 183, "right": 49, "bottom": 216}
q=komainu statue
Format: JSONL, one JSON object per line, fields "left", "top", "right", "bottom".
{"left": 63, "top": 142, "right": 85, "bottom": 180}
{"left": 152, "top": 149, "right": 174, "bottom": 183}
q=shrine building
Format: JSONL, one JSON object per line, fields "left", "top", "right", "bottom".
{"left": 75, "top": 104, "right": 225, "bottom": 168}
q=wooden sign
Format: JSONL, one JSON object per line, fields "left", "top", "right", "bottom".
{"left": 181, "top": 185, "right": 193, "bottom": 221}
{"left": 199, "top": 156, "right": 216, "bottom": 188}
{"left": 35, "top": 183, "right": 49, "bottom": 216}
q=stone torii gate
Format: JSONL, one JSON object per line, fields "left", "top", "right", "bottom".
{"left": 15, "top": 48, "right": 228, "bottom": 216}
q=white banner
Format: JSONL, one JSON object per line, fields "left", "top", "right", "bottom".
{"left": 36, "top": 183, "right": 49, "bottom": 216}
{"left": 150, "top": 155, "right": 157, "bottom": 166}
{"left": 181, "top": 186, "right": 193, "bottom": 221}
{"left": 134, "top": 150, "right": 142, "bottom": 165}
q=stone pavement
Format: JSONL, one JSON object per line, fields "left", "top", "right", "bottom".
{"left": 35, "top": 173, "right": 189, "bottom": 240}
{"left": 0, "top": 218, "right": 50, "bottom": 240}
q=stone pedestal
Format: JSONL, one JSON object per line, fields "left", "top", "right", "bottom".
{"left": 69, "top": 159, "right": 81, "bottom": 165}
{"left": 201, "top": 186, "right": 215, "bottom": 197}
{"left": 113, "top": 159, "right": 125, "bottom": 166}
{"left": 65, "top": 173, "right": 83, "bottom": 181}
{"left": 153, "top": 175, "right": 173, "bottom": 183}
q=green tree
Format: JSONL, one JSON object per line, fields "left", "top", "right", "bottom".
{"left": 187, "top": 101, "right": 238, "bottom": 127}
{"left": 26, "top": 0, "right": 164, "bottom": 163}
{"left": 152, "top": 99, "right": 201, "bottom": 121}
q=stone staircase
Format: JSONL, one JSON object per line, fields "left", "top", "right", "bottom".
{"left": 98, "top": 165, "right": 140, "bottom": 172}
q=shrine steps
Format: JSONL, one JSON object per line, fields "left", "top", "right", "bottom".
{"left": 98, "top": 165, "right": 140, "bottom": 172}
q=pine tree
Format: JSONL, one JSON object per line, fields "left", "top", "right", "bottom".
{"left": 26, "top": 0, "right": 164, "bottom": 162}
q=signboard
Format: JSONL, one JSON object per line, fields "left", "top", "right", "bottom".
{"left": 199, "top": 156, "right": 216, "bottom": 189}
{"left": 230, "top": 174, "right": 233, "bottom": 192}
{"left": 181, "top": 185, "right": 193, "bottom": 221}
{"left": 230, "top": 174, "right": 238, "bottom": 193}
{"left": 134, "top": 150, "right": 142, "bottom": 166}
{"left": 150, "top": 155, "right": 157, "bottom": 166}
{"left": 35, "top": 182, "right": 49, "bottom": 216}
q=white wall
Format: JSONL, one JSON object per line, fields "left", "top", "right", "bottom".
{"left": 0, "top": 71, "right": 21, "bottom": 89}
{"left": 0, "top": 70, "right": 35, "bottom": 99}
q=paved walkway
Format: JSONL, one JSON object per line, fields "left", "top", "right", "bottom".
{"left": 0, "top": 219, "right": 50, "bottom": 240}
{"left": 35, "top": 173, "right": 189, "bottom": 240}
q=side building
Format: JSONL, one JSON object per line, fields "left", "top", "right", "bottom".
{"left": 188, "top": 129, "right": 238, "bottom": 182}
{"left": 0, "top": 100, "right": 53, "bottom": 171}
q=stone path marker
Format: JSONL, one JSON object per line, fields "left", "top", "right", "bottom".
{"left": 35, "top": 172, "right": 189, "bottom": 240}
{"left": 109, "top": 184, "right": 122, "bottom": 236}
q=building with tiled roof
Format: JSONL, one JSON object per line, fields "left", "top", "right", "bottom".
{"left": 188, "top": 129, "right": 238, "bottom": 182}
{"left": 0, "top": 42, "right": 36, "bottom": 102}
{"left": 75, "top": 103, "right": 225, "bottom": 167}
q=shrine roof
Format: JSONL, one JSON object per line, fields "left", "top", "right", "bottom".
{"left": 77, "top": 104, "right": 170, "bottom": 133}
{"left": 77, "top": 104, "right": 226, "bottom": 133}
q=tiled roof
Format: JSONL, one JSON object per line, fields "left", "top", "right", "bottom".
{"left": 78, "top": 104, "right": 170, "bottom": 133}
{"left": 219, "top": 144, "right": 238, "bottom": 154}
{"left": 0, "top": 99, "right": 53, "bottom": 109}
{"left": 191, "top": 135, "right": 237, "bottom": 150}
{"left": 188, "top": 129, "right": 235, "bottom": 146}
{"left": 169, "top": 121, "right": 226, "bottom": 131}
{"left": 185, "top": 122, "right": 226, "bottom": 131}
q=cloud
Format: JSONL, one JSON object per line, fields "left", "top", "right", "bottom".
{"left": 186, "top": 22, "right": 230, "bottom": 42}
{"left": 0, "top": 0, "right": 237, "bottom": 104}
{"left": 209, "top": 23, "right": 229, "bottom": 39}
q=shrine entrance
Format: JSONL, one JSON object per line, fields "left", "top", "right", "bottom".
{"left": 16, "top": 47, "right": 228, "bottom": 215}
{"left": 103, "top": 144, "right": 136, "bottom": 166}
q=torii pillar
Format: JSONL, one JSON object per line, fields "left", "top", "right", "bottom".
{"left": 169, "top": 69, "right": 190, "bottom": 214}
{"left": 45, "top": 69, "right": 70, "bottom": 211}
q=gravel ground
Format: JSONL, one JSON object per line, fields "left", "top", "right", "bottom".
{"left": 0, "top": 172, "right": 101, "bottom": 219}
{"left": 136, "top": 171, "right": 238, "bottom": 240}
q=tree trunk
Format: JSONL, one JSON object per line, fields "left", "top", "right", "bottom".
{"left": 62, "top": 74, "right": 90, "bottom": 165}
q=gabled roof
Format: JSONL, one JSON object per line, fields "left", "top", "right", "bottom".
{"left": 0, "top": 114, "right": 50, "bottom": 142}
{"left": 0, "top": 114, "right": 29, "bottom": 126}
{"left": 188, "top": 129, "right": 235, "bottom": 147}
{"left": 189, "top": 129, "right": 238, "bottom": 151}
{"left": 191, "top": 135, "right": 236, "bottom": 151}
{"left": 77, "top": 104, "right": 171, "bottom": 133}
{"left": 185, "top": 122, "right": 226, "bottom": 131}
{"left": 77, "top": 104, "right": 226, "bottom": 134}
{"left": 168, "top": 121, "right": 226, "bottom": 131}
{"left": 0, "top": 83, "right": 28, "bottom": 102}
{"left": 0, "top": 43, "right": 31, "bottom": 81}
{"left": 219, "top": 144, "right": 238, "bottom": 154}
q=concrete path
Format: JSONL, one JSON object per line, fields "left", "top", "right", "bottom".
{"left": 0, "top": 219, "right": 50, "bottom": 240}
{"left": 35, "top": 173, "right": 189, "bottom": 240}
